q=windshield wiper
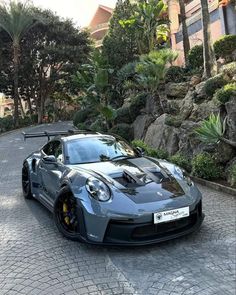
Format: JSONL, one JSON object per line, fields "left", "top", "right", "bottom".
{"left": 110, "top": 155, "right": 135, "bottom": 161}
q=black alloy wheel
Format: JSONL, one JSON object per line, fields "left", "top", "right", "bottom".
{"left": 22, "top": 163, "right": 33, "bottom": 199}
{"left": 54, "top": 187, "right": 83, "bottom": 241}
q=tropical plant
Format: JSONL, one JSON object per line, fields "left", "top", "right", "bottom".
{"left": 200, "top": 0, "right": 217, "bottom": 78}
{"left": 169, "top": 153, "right": 192, "bottom": 172}
{"left": 136, "top": 49, "right": 178, "bottom": 93}
{"left": 0, "top": 0, "right": 40, "bottom": 126}
{"left": 120, "top": 0, "right": 169, "bottom": 54}
{"left": 165, "top": 66, "right": 186, "bottom": 83}
{"left": 195, "top": 113, "right": 236, "bottom": 148}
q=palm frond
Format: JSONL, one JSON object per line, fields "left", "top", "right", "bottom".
{"left": 195, "top": 113, "right": 225, "bottom": 144}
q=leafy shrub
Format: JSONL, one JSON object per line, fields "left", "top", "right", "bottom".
{"left": 0, "top": 116, "right": 14, "bottom": 132}
{"left": 215, "top": 83, "right": 236, "bottom": 104}
{"left": 165, "top": 66, "right": 185, "bottom": 83}
{"left": 187, "top": 45, "right": 203, "bottom": 70}
{"left": 192, "top": 152, "right": 222, "bottom": 180}
{"left": 214, "top": 35, "right": 236, "bottom": 62}
{"left": 169, "top": 153, "right": 192, "bottom": 172}
{"left": 115, "top": 106, "right": 133, "bottom": 124}
{"left": 89, "top": 119, "right": 107, "bottom": 132}
{"left": 219, "top": 61, "right": 236, "bottom": 78}
{"left": 131, "top": 139, "right": 168, "bottom": 159}
{"left": 73, "top": 109, "right": 91, "bottom": 128}
{"left": 110, "top": 123, "right": 134, "bottom": 141}
{"left": 229, "top": 164, "right": 236, "bottom": 187}
{"left": 165, "top": 115, "right": 183, "bottom": 128}
{"left": 129, "top": 93, "right": 147, "bottom": 121}
{"left": 204, "top": 74, "right": 227, "bottom": 97}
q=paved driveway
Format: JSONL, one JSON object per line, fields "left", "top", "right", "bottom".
{"left": 0, "top": 122, "right": 235, "bottom": 295}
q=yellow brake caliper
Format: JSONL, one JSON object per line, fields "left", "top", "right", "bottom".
{"left": 63, "top": 202, "right": 70, "bottom": 225}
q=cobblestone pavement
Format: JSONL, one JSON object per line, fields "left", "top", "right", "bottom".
{"left": 0, "top": 122, "right": 235, "bottom": 295}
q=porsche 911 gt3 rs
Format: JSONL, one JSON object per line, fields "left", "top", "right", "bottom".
{"left": 22, "top": 130, "right": 204, "bottom": 245}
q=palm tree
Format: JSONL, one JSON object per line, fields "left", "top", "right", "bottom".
{"left": 179, "top": 0, "right": 190, "bottom": 65}
{"left": 200, "top": 0, "right": 217, "bottom": 78}
{"left": 0, "top": 1, "right": 39, "bottom": 127}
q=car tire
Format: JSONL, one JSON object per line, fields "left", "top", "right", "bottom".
{"left": 54, "top": 187, "right": 84, "bottom": 242}
{"left": 22, "top": 162, "right": 33, "bottom": 199}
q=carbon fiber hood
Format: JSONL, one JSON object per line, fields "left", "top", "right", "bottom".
{"left": 75, "top": 157, "right": 185, "bottom": 204}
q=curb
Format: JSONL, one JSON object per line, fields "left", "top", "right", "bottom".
{"left": 192, "top": 176, "right": 236, "bottom": 197}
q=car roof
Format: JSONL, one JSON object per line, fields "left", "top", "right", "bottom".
{"left": 60, "top": 133, "right": 115, "bottom": 142}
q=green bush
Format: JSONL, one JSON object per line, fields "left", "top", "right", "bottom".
{"left": 214, "top": 35, "right": 236, "bottom": 62}
{"left": 215, "top": 83, "right": 236, "bottom": 104}
{"left": 229, "top": 164, "right": 236, "bottom": 187}
{"left": 89, "top": 119, "right": 107, "bottom": 132}
{"left": 192, "top": 152, "right": 222, "bottom": 180}
{"left": 73, "top": 109, "right": 91, "bottom": 128}
{"left": 0, "top": 116, "right": 14, "bottom": 132}
{"left": 204, "top": 74, "right": 227, "bottom": 97}
{"left": 220, "top": 61, "right": 236, "bottom": 78}
{"left": 169, "top": 153, "right": 192, "bottom": 172}
{"left": 187, "top": 45, "right": 203, "bottom": 70}
{"left": 165, "top": 66, "right": 185, "bottom": 83}
{"left": 129, "top": 93, "right": 147, "bottom": 121}
{"left": 165, "top": 115, "right": 183, "bottom": 128}
{"left": 115, "top": 106, "right": 133, "bottom": 124}
{"left": 131, "top": 139, "right": 168, "bottom": 159}
{"left": 110, "top": 123, "right": 134, "bottom": 141}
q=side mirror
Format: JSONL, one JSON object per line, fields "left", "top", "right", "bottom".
{"left": 136, "top": 147, "right": 145, "bottom": 156}
{"left": 43, "top": 155, "right": 57, "bottom": 164}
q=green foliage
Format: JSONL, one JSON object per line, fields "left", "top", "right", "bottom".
{"left": 119, "top": 0, "right": 169, "bottom": 54}
{"left": 204, "top": 74, "right": 227, "bottom": 97}
{"left": 187, "top": 45, "right": 203, "bottom": 70}
{"left": 165, "top": 66, "right": 185, "bottom": 83}
{"left": 169, "top": 153, "right": 192, "bottom": 172}
{"left": 192, "top": 152, "right": 222, "bottom": 180}
{"left": 214, "top": 35, "right": 236, "bottom": 62}
{"left": 0, "top": 116, "right": 14, "bottom": 132}
{"left": 215, "top": 83, "right": 236, "bottom": 104}
{"left": 136, "top": 49, "right": 178, "bottom": 92}
{"left": 131, "top": 139, "right": 168, "bottom": 159}
{"left": 129, "top": 93, "right": 147, "bottom": 120}
{"left": 73, "top": 109, "right": 91, "bottom": 128}
{"left": 89, "top": 119, "right": 107, "bottom": 132}
{"left": 110, "top": 123, "right": 133, "bottom": 141}
{"left": 115, "top": 107, "right": 133, "bottom": 124}
{"left": 165, "top": 115, "right": 183, "bottom": 128}
{"left": 220, "top": 61, "right": 236, "bottom": 78}
{"left": 195, "top": 113, "right": 226, "bottom": 144}
{"left": 229, "top": 164, "right": 236, "bottom": 187}
{"left": 102, "top": 0, "right": 138, "bottom": 70}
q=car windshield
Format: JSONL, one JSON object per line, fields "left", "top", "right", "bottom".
{"left": 67, "top": 136, "right": 137, "bottom": 164}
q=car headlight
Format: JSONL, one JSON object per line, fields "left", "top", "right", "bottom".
{"left": 86, "top": 177, "right": 111, "bottom": 202}
{"left": 174, "top": 166, "right": 193, "bottom": 186}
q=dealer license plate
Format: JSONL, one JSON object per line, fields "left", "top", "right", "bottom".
{"left": 154, "top": 207, "right": 189, "bottom": 224}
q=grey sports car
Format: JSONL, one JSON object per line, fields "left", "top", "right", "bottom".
{"left": 22, "top": 130, "right": 204, "bottom": 245}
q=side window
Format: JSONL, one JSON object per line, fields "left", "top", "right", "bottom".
{"left": 42, "top": 141, "right": 63, "bottom": 162}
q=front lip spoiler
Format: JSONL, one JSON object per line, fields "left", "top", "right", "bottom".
{"left": 79, "top": 213, "right": 205, "bottom": 247}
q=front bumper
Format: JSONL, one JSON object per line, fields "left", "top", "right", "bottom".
{"left": 78, "top": 200, "right": 204, "bottom": 246}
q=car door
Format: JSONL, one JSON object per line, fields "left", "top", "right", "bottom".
{"left": 39, "top": 140, "right": 66, "bottom": 205}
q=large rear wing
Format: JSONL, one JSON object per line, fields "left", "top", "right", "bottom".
{"left": 22, "top": 129, "right": 95, "bottom": 141}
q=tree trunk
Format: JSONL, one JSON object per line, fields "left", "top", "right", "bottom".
{"left": 19, "top": 97, "right": 25, "bottom": 118}
{"left": 13, "top": 43, "right": 19, "bottom": 127}
{"left": 179, "top": 0, "right": 190, "bottom": 65}
{"left": 200, "top": 0, "right": 217, "bottom": 78}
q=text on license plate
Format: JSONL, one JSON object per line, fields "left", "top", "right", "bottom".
{"left": 154, "top": 207, "right": 189, "bottom": 224}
